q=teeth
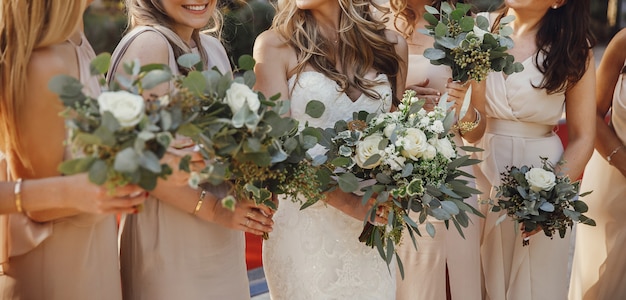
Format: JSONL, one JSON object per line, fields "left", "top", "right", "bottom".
{"left": 185, "top": 5, "right": 206, "bottom": 11}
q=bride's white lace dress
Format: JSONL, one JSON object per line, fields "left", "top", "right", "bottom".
{"left": 262, "top": 71, "right": 397, "bottom": 300}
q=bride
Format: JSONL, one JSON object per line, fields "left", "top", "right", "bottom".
{"left": 252, "top": 0, "right": 408, "bottom": 298}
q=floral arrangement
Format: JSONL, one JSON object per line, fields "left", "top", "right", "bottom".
{"left": 177, "top": 55, "right": 324, "bottom": 215}
{"left": 491, "top": 157, "right": 595, "bottom": 246}
{"left": 50, "top": 53, "right": 196, "bottom": 191}
{"left": 313, "top": 89, "right": 482, "bottom": 272}
{"left": 420, "top": 2, "right": 524, "bottom": 82}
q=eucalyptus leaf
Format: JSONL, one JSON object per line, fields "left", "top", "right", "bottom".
{"left": 337, "top": 173, "right": 359, "bottom": 193}
{"left": 305, "top": 100, "right": 326, "bottom": 118}
{"left": 142, "top": 69, "right": 172, "bottom": 90}
{"left": 90, "top": 53, "right": 111, "bottom": 76}
{"left": 177, "top": 53, "right": 202, "bottom": 69}
{"left": 114, "top": 148, "right": 140, "bottom": 173}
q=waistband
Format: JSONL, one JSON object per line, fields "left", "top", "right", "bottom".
{"left": 485, "top": 118, "right": 555, "bottom": 138}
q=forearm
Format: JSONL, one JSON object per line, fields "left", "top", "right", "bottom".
{"left": 324, "top": 189, "right": 363, "bottom": 221}
{"left": 558, "top": 138, "right": 594, "bottom": 181}
{"left": 23, "top": 179, "right": 81, "bottom": 222}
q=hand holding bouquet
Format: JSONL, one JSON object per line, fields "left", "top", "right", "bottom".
{"left": 491, "top": 157, "right": 595, "bottom": 246}
{"left": 314, "top": 90, "right": 483, "bottom": 272}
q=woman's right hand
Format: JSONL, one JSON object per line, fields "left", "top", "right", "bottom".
{"left": 65, "top": 174, "right": 147, "bottom": 214}
{"left": 407, "top": 78, "right": 441, "bottom": 111}
{"left": 325, "top": 189, "right": 387, "bottom": 224}
{"left": 207, "top": 197, "right": 274, "bottom": 236}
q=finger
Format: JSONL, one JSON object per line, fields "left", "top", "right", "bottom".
{"left": 240, "top": 217, "right": 270, "bottom": 236}
{"left": 246, "top": 210, "right": 274, "bottom": 230}
{"left": 407, "top": 86, "right": 441, "bottom": 97}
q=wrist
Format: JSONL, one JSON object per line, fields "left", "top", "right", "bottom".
{"left": 607, "top": 144, "right": 624, "bottom": 165}
{"left": 454, "top": 107, "right": 481, "bottom": 136}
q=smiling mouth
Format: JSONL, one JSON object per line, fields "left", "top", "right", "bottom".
{"left": 183, "top": 4, "right": 207, "bottom": 11}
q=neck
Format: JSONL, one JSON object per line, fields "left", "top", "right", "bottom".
{"left": 507, "top": 8, "right": 544, "bottom": 37}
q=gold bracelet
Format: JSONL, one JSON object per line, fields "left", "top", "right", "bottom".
{"left": 193, "top": 189, "right": 208, "bottom": 215}
{"left": 454, "top": 108, "right": 481, "bottom": 136}
{"left": 14, "top": 178, "right": 23, "bottom": 213}
{"left": 607, "top": 144, "right": 624, "bottom": 164}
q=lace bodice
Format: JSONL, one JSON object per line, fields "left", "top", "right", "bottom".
{"left": 262, "top": 71, "right": 396, "bottom": 300}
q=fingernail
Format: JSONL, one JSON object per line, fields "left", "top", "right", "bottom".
{"left": 144, "top": 192, "right": 150, "bottom": 197}
{"left": 133, "top": 208, "right": 139, "bottom": 214}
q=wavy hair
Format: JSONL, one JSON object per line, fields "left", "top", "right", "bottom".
{"left": 492, "top": 1, "right": 595, "bottom": 94}
{"left": 390, "top": 0, "right": 460, "bottom": 40}
{"left": 0, "top": 0, "right": 86, "bottom": 172}
{"left": 272, "top": 0, "right": 402, "bottom": 103}
{"left": 125, "top": 0, "right": 223, "bottom": 73}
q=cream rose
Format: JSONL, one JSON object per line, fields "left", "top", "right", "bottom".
{"left": 97, "top": 90, "right": 145, "bottom": 127}
{"left": 400, "top": 128, "right": 429, "bottom": 160}
{"left": 429, "top": 137, "right": 456, "bottom": 160}
{"left": 525, "top": 168, "right": 556, "bottom": 192}
{"left": 355, "top": 133, "right": 385, "bottom": 169}
{"left": 224, "top": 82, "right": 260, "bottom": 113}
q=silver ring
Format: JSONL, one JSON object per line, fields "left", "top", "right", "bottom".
{"left": 244, "top": 219, "right": 251, "bottom": 227}
{"left": 246, "top": 211, "right": 255, "bottom": 219}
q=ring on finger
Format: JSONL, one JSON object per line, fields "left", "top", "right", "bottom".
{"left": 246, "top": 211, "right": 255, "bottom": 219}
{"left": 244, "top": 218, "right": 251, "bottom": 227}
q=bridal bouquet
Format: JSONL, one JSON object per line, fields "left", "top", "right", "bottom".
{"left": 314, "top": 90, "right": 482, "bottom": 271}
{"left": 51, "top": 53, "right": 196, "bottom": 191}
{"left": 420, "top": 2, "right": 524, "bottom": 82}
{"left": 178, "top": 55, "right": 324, "bottom": 213}
{"left": 491, "top": 157, "right": 595, "bottom": 246}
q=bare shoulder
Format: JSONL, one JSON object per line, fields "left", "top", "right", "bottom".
{"left": 122, "top": 30, "right": 170, "bottom": 65}
{"left": 27, "top": 44, "right": 77, "bottom": 98}
{"left": 253, "top": 29, "right": 294, "bottom": 70}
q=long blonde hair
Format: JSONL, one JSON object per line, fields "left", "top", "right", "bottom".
{"left": 125, "top": 0, "right": 223, "bottom": 73}
{"left": 272, "top": 0, "right": 402, "bottom": 103}
{"left": 0, "top": 0, "right": 86, "bottom": 174}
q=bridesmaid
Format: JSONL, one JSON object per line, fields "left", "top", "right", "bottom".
{"left": 471, "top": 1, "right": 596, "bottom": 299}
{"left": 108, "top": 1, "right": 273, "bottom": 299}
{"left": 0, "top": 0, "right": 145, "bottom": 299}
{"left": 569, "top": 28, "right": 626, "bottom": 300}
{"left": 385, "top": 0, "right": 484, "bottom": 299}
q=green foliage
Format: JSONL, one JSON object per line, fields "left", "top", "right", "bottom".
{"left": 491, "top": 157, "right": 595, "bottom": 244}
{"left": 180, "top": 54, "right": 325, "bottom": 213}
{"left": 421, "top": 3, "right": 523, "bottom": 82}
{"left": 53, "top": 54, "right": 196, "bottom": 191}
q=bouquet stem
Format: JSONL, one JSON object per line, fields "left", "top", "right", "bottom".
{"left": 358, "top": 223, "right": 382, "bottom": 247}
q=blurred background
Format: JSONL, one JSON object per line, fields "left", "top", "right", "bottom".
{"left": 85, "top": 0, "right": 626, "bottom": 66}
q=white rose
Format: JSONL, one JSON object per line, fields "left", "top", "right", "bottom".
{"left": 429, "top": 137, "right": 456, "bottom": 160}
{"left": 355, "top": 133, "right": 385, "bottom": 169}
{"left": 400, "top": 128, "right": 429, "bottom": 160}
{"left": 422, "top": 145, "right": 437, "bottom": 160}
{"left": 525, "top": 168, "right": 556, "bottom": 192}
{"left": 224, "top": 82, "right": 260, "bottom": 113}
{"left": 383, "top": 123, "right": 397, "bottom": 137}
{"left": 97, "top": 90, "right": 145, "bottom": 127}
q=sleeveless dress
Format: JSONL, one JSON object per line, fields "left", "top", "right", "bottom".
{"left": 0, "top": 33, "right": 123, "bottom": 300}
{"left": 568, "top": 60, "right": 626, "bottom": 300}
{"left": 474, "top": 53, "right": 570, "bottom": 300}
{"left": 394, "top": 54, "right": 481, "bottom": 300}
{"left": 109, "top": 26, "right": 250, "bottom": 300}
{"left": 262, "top": 71, "right": 396, "bottom": 300}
